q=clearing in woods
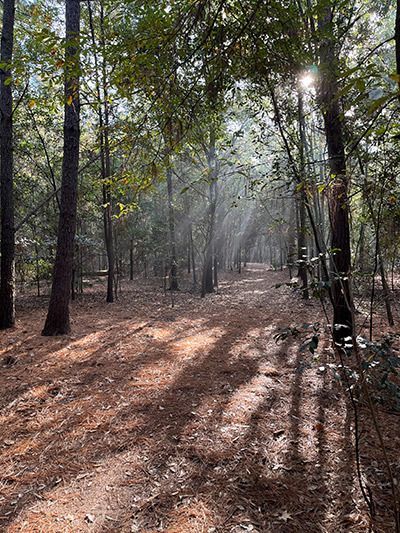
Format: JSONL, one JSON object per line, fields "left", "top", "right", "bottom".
{"left": 0, "top": 265, "right": 395, "bottom": 532}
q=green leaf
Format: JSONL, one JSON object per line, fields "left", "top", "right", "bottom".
{"left": 368, "top": 94, "right": 390, "bottom": 115}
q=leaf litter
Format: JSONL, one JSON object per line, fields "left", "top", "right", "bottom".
{"left": 0, "top": 264, "right": 398, "bottom": 532}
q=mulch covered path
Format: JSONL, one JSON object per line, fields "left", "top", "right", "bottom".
{"left": 0, "top": 265, "right": 398, "bottom": 532}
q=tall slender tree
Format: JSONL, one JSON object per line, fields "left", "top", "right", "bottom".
{"left": 297, "top": 88, "right": 309, "bottom": 300}
{"left": 201, "top": 128, "right": 217, "bottom": 296}
{"left": 318, "top": 2, "right": 353, "bottom": 344}
{"left": 42, "top": 0, "right": 80, "bottom": 336}
{"left": 165, "top": 146, "right": 179, "bottom": 291}
{"left": 87, "top": 0, "right": 115, "bottom": 303}
{"left": 0, "top": 0, "right": 16, "bottom": 330}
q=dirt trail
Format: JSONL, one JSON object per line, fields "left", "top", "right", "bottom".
{"left": 0, "top": 265, "right": 380, "bottom": 531}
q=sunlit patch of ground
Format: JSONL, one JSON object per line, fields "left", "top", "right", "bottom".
{"left": 0, "top": 265, "right": 397, "bottom": 532}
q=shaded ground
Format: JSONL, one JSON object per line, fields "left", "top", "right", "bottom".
{"left": 0, "top": 264, "right": 398, "bottom": 532}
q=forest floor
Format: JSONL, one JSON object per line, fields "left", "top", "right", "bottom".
{"left": 0, "top": 264, "right": 399, "bottom": 533}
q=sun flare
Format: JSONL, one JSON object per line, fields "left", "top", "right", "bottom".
{"left": 300, "top": 73, "right": 314, "bottom": 88}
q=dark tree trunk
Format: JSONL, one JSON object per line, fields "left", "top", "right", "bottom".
{"left": 287, "top": 199, "right": 296, "bottom": 279}
{"left": 71, "top": 264, "right": 76, "bottom": 301}
{"left": 88, "top": 0, "right": 115, "bottom": 302}
{"left": 166, "top": 160, "right": 179, "bottom": 290}
{"left": 34, "top": 233, "right": 41, "bottom": 297}
{"left": 357, "top": 223, "right": 366, "bottom": 272}
{"left": 0, "top": 0, "right": 16, "bottom": 329}
{"left": 213, "top": 248, "right": 218, "bottom": 287}
{"left": 318, "top": 5, "right": 353, "bottom": 344}
{"left": 297, "top": 90, "right": 309, "bottom": 299}
{"left": 201, "top": 179, "right": 216, "bottom": 296}
{"left": 100, "top": 6, "right": 115, "bottom": 303}
{"left": 184, "top": 194, "right": 192, "bottom": 275}
{"left": 379, "top": 253, "right": 394, "bottom": 327}
{"left": 297, "top": 196, "right": 308, "bottom": 295}
{"left": 213, "top": 188, "right": 219, "bottom": 288}
{"left": 42, "top": 0, "right": 80, "bottom": 336}
{"left": 103, "top": 181, "right": 115, "bottom": 302}
{"left": 187, "top": 237, "right": 191, "bottom": 273}
{"left": 190, "top": 224, "right": 197, "bottom": 286}
{"left": 201, "top": 130, "right": 217, "bottom": 297}
{"left": 129, "top": 238, "right": 134, "bottom": 280}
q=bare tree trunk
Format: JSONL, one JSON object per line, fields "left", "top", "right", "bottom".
{"left": 0, "top": 0, "right": 16, "bottom": 329}
{"left": 287, "top": 198, "right": 296, "bottom": 279}
{"left": 213, "top": 190, "right": 219, "bottom": 288}
{"left": 34, "top": 240, "right": 40, "bottom": 297}
{"left": 297, "top": 89, "right": 309, "bottom": 299}
{"left": 42, "top": 0, "right": 80, "bottom": 335}
{"left": 87, "top": 0, "right": 114, "bottom": 302}
{"left": 201, "top": 129, "right": 217, "bottom": 297}
{"left": 100, "top": 5, "right": 114, "bottom": 302}
{"left": 357, "top": 223, "right": 366, "bottom": 272}
{"left": 166, "top": 157, "right": 179, "bottom": 290}
{"left": 129, "top": 238, "right": 134, "bottom": 280}
{"left": 379, "top": 253, "right": 394, "bottom": 327}
{"left": 213, "top": 246, "right": 218, "bottom": 287}
{"left": 318, "top": 4, "right": 353, "bottom": 343}
{"left": 184, "top": 194, "right": 191, "bottom": 274}
{"left": 190, "top": 224, "right": 197, "bottom": 286}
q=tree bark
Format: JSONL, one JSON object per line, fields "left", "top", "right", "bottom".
{"left": 129, "top": 238, "right": 134, "bottom": 280}
{"left": 166, "top": 156, "right": 179, "bottom": 290}
{"left": 0, "top": 0, "right": 16, "bottom": 329}
{"left": 190, "top": 223, "right": 197, "bottom": 286}
{"left": 297, "top": 89, "right": 309, "bottom": 299}
{"left": 42, "top": 0, "right": 80, "bottom": 336}
{"left": 318, "top": 4, "right": 353, "bottom": 344}
{"left": 379, "top": 253, "right": 394, "bottom": 327}
{"left": 201, "top": 129, "right": 217, "bottom": 297}
{"left": 87, "top": 0, "right": 115, "bottom": 302}
{"left": 100, "top": 5, "right": 115, "bottom": 303}
{"left": 287, "top": 198, "right": 296, "bottom": 279}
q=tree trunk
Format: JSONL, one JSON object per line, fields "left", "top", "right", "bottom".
{"left": 187, "top": 237, "right": 191, "bottom": 273}
{"left": 42, "top": 0, "right": 80, "bottom": 336}
{"left": 213, "top": 246, "right": 218, "bottom": 287}
{"left": 213, "top": 191, "right": 219, "bottom": 288}
{"left": 0, "top": 0, "right": 16, "bottom": 329}
{"left": 34, "top": 239, "right": 41, "bottom": 297}
{"left": 357, "top": 223, "right": 366, "bottom": 272}
{"left": 201, "top": 130, "right": 217, "bottom": 297}
{"left": 88, "top": 0, "right": 114, "bottom": 302}
{"left": 379, "top": 253, "right": 394, "bottom": 327}
{"left": 287, "top": 199, "right": 296, "bottom": 278}
{"left": 318, "top": 5, "right": 353, "bottom": 344}
{"left": 190, "top": 224, "right": 197, "bottom": 286}
{"left": 129, "top": 238, "right": 134, "bottom": 280}
{"left": 103, "top": 181, "right": 115, "bottom": 302}
{"left": 396, "top": 0, "right": 400, "bottom": 87}
{"left": 166, "top": 159, "right": 179, "bottom": 290}
{"left": 297, "top": 89, "right": 309, "bottom": 299}
{"left": 101, "top": 10, "right": 114, "bottom": 303}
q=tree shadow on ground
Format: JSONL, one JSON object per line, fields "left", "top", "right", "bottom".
{"left": 0, "top": 267, "right": 369, "bottom": 532}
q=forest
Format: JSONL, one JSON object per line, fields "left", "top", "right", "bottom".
{"left": 0, "top": 0, "right": 399, "bottom": 531}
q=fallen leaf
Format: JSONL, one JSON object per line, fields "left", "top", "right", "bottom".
{"left": 85, "top": 513, "right": 95, "bottom": 524}
{"left": 278, "top": 510, "right": 292, "bottom": 523}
